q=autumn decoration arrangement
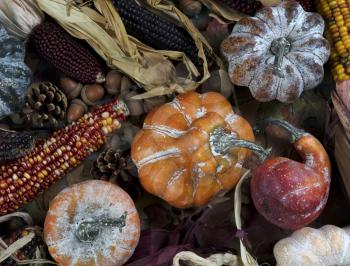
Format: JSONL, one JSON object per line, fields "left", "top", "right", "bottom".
{"left": 1, "top": 0, "right": 350, "bottom": 266}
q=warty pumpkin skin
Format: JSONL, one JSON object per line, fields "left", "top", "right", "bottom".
{"left": 131, "top": 91, "right": 255, "bottom": 208}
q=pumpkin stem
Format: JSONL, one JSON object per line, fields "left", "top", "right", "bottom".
{"left": 270, "top": 37, "right": 291, "bottom": 78}
{"left": 261, "top": 118, "right": 306, "bottom": 143}
{"left": 209, "top": 127, "right": 271, "bottom": 162}
{"left": 75, "top": 211, "right": 127, "bottom": 242}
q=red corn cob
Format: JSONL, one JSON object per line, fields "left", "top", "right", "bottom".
{"left": 29, "top": 21, "right": 105, "bottom": 84}
{"left": 0, "top": 99, "right": 129, "bottom": 215}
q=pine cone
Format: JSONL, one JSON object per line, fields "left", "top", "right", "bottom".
{"left": 91, "top": 148, "right": 141, "bottom": 199}
{"left": 1, "top": 228, "right": 44, "bottom": 266}
{"left": 22, "top": 82, "right": 68, "bottom": 127}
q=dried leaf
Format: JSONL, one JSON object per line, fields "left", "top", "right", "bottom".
{"left": 0, "top": 0, "right": 44, "bottom": 40}
{"left": 259, "top": 0, "right": 281, "bottom": 6}
{"left": 198, "top": 0, "right": 247, "bottom": 22}
{"left": 234, "top": 171, "right": 259, "bottom": 266}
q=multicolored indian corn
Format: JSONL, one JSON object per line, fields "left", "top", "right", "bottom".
{"left": 0, "top": 99, "right": 129, "bottom": 215}
{"left": 318, "top": 0, "right": 350, "bottom": 81}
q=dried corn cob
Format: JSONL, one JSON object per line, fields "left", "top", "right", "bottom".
{"left": 217, "top": 0, "right": 313, "bottom": 15}
{"left": 0, "top": 99, "right": 129, "bottom": 215}
{"left": 318, "top": 0, "right": 350, "bottom": 81}
{"left": 29, "top": 21, "right": 105, "bottom": 84}
{"left": 112, "top": 0, "right": 201, "bottom": 65}
{"left": 0, "top": 130, "right": 36, "bottom": 161}
{"left": 216, "top": 0, "right": 262, "bottom": 15}
{"left": 297, "top": 0, "right": 314, "bottom": 11}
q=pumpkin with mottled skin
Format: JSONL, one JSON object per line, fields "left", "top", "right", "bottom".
{"left": 131, "top": 91, "right": 255, "bottom": 208}
{"left": 221, "top": 1, "right": 330, "bottom": 103}
{"left": 44, "top": 180, "right": 140, "bottom": 266}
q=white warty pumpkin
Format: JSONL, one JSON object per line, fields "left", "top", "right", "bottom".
{"left": 274, "top": 225, "right": 350, "bottom": 266}
{"left": 221, "top": 1, "right": 330, "bottom": 103}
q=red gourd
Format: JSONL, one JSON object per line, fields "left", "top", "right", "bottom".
{"left": 250, "top": 119, "right": 331, "bottom": 230}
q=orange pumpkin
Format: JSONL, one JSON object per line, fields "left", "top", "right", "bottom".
{"left": 44, "top": 180, "right": 140, "bottom": 266}
{"left": 131, "top": 91, "right": 255, "bottom": 208}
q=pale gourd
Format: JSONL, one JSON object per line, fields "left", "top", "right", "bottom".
{"left": 274, "top": 225, "right": 350, "bottom": 266}
{"left": 221, "top": 1, "right": 330, "bottom": 103}
{"left": 0, "top": 24, "right": 31, "bottom": 116}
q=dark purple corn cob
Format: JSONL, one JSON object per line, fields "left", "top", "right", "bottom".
{"left": 217, "top": 0, "right": 262, "bottom": 15}
{"left": 29, "top": 21, "right": 105, "bottom": 84}
{"left": 297, "top": 0, "right": 313, "bottom": 11}
{"left": 112, "top": 0, "right": 201, "bottom": 66}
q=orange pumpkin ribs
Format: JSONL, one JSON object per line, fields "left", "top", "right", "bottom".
{"left": 131, "top": 91, "right": 255, "bottom": 208}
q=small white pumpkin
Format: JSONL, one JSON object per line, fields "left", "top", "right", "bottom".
{"left": 221, "top": 1, "right": 330, "bottom": 103}
{"left": 274, "top": 225, "right": 350, "bottom": 266}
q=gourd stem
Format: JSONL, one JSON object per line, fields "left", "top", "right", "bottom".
{"left": 210, "top": 128, "right": 271, "bottom": 162}
{"left": 75, "top": 211, "right": 127, "bottom": 242}
{"left": 261, "top": 118, "right": 306, "bottom": 143}
{"left": 270, "top": 37, "right": 291, "bottom": 78}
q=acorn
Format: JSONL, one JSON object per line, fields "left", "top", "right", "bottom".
{"left": 66, "top": 99, "right": 88, "bottom": 123}
{"left": 105, "top": 70, "right": 122, "bottom": 95}
{"left": 120, "top": 76, "right": 133, "bottom": 98}
{"left": 81, "top": 84, "right": 105, "bottom": 106}
{"left": 124, "top": 91, "right": 144, "bottom": 116}
{"left": 59, "top": 76, "right": 83, "bottom": 100}
{"left": 179, "top": 0, "right": 202, "bottom": 17}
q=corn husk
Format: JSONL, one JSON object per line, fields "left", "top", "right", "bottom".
{"left": 172, "top": 171, "right": 258, "bottom": 266}
{"left": 0, "top": 0, "right": 44, "bottom": 40}
{"left": 36, "top": 0, "right": 216, "bottom": 99}
{"left": 335, "top": 125, "right": 350, "bottom": 201}
{"left": 0, "top": 212, "right": 57, "bottom": 265}
{"left": 198, "top": 0, "right": 281, "bottom": 23}
{"left": 332, "top": 89, "right": 350, "bottom": 140}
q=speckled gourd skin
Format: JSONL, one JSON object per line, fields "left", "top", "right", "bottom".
{"left": 221, "top": 1, "right": 330, "bottom": 103}
{"left": 251, "top": 133, "right": 331, "bottom": 230}
{"left": 274, "top": 225, "right": 350, "bottom": 266}
{"left": 131, "top": 91, "right": 254, "bottom": 208}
